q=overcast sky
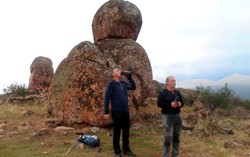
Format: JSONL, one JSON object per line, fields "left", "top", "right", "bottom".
{"left": 0, "top": 0, "right": 249, "bottom": 91}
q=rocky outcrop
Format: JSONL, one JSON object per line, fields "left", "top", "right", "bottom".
{"left": 92, "top": 0, "right": 142, "bottom": 42}
{"left": 28, "top": 56, "right": 54, "bottom": 91}
{"left": 48, "top": 40, "right": 153, "bottom": 127}
{"left": 48, "top": 41, "right": 111, "bottom": 126}
{"left": 47, "top": 0, "right": 153, "bottom": 127}
{"left": 96, "top": 38, "right": 153, "bottom": 103}
{"left": 0, "top": 92, "right": 47, "bottom": 104}
{"left": 182, "top": 100, "right": 208, "bottom": 134}
{"left": 184, "top": 100, "right": 208, "bottom": 126}
{"left": 193, "top": 100, "right": 208, "bottom": 118}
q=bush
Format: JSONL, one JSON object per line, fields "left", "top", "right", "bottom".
{"left": 195, "top": 83, "right": 234, "bottom": 113}
{"left": 178, "top": 88, "right": 195, "bottom": 105}
{"left": 242, "top": 100, "right": 250, "bottom": 110}
{"left": 3, "top": 82, "right": 29, "bottom": 96}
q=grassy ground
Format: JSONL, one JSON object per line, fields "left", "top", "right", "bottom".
{"left": 0, "top": 101, "right": 249, "bottom": 157}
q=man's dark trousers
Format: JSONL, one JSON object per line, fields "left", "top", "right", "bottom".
{"left": 111, "top": 111, "right": 130, "bottom": 154}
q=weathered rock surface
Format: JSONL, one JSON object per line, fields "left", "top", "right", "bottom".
{"left": 33, "top": 128, "right": 49, "bottom": 137}
{"left": 185, "top": 100, "right": 208, "bottom": 127}
{"left": 48, "top": 40, "right": 153, "bottom": 127}
{"left": 224, "top": 141, "right": 235, "bottom": 148}
{"left": 220, "top": 128, "right": 234, "bottom": 135}
{"left": 0, "top": 123, "right": 6, "bottom": 130}
{"left": 28, "top": 56, "right": 54, "bottom": 91}
{"left": 92, "top": 0, "right": 142, "bottom": 42}
{"left": 96, "top": 38, "right": 154, "bottom": 105}
{"left": 54, "top": 126, "right": 75, "bottom": 132}
{"left": 22, "top": 109, "right": 33, "bottom": 116}
{"left": 48, "top": 41, "right": 111, "bottom": 127}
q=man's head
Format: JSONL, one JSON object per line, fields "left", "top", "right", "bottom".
{"left": 165, "top": 76, "right": 176, "bottom": 90}
{"left": 112, "top": 68, "right": 122, "bottom": 80}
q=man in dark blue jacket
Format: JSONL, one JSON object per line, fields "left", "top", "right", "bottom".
{"left": 104, "top": 68, "right": 136, "bottom": 157}
{"left": 157, "top": 76, "right": 184, "bottom": 157}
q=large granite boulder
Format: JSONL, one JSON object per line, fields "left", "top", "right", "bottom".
{"left": 96, "top": 38, "right": 154, "bottom": 104}
{"left": 92, "top": 0, "right": 142, "bottom": 42}
{"left": 28, "top": 56, "right": 54, "bottom": 91}
{"left": 48, "top": 41, "right": 110, "bottom": 126}
{"left": 48, "top": 40, "right": 153, "bottom": 127}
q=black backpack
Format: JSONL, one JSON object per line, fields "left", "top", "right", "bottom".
{"left": 64, "top": 133, "right": 101, "bottom": 156}
{"left": 76, "top": 133, "right": 100, "bottom": 148}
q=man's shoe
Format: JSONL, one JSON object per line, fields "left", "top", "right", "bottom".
{"left": 114, "top": 153, "right": 122, "bottom": 157}
{"left": 123, "top": 149, "right": 136, "bottom": 157}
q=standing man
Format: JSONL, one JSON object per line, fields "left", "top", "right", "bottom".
{"left": 104, "top": 68, "right": 136, "bottom": 157}
{"left": 157, "top": 76, "right": 184, "bottom": 157}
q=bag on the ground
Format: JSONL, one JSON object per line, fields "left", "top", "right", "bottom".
{"left": 77, "top": 134, "right": 100, "bottom": 148}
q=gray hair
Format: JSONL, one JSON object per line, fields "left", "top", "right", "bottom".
{"left": 165, "top": 76, "right": 175, "bottom": 84}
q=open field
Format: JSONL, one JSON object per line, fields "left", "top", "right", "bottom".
{"left": 0, "top": 100, "right": 249, "bottom": 157}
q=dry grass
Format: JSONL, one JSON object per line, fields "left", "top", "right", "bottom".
{"left": 0, "top": 102, "right": 249, "bottom": 157}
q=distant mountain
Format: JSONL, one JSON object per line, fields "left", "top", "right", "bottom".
{"left": 177, "top": 73, "right": 250, "bottom": 100}
{"left": 217, "top": 73, "right": 250, "bottom": 85}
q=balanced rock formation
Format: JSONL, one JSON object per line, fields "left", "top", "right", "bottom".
{"left": 47, "top": 0, "right": 153, "bottom": 127}
{"left": 92, "top": 0, "right": 142, "bottom": 42}
{"left": 48, "top": 40, "right": 153, "bottom": 127}
{"left": 28, "top": 56, "right": 54, "bottom": 91}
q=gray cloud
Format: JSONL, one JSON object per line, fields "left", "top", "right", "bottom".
{"left": 141, "top": 0, "right": 250, "bottom": 82}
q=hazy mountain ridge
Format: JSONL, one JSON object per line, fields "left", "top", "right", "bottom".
{"left": 177, "top": 73, "right": 250, "bottom": 100}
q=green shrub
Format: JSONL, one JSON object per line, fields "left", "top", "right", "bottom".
{"left": 242, "top": 100, "right": 250, "bottom": 110}
{"left": 178, "top": 88, "right": 195, "bottom": 105}
{"left": 195, "top": 83, "right": 234, "bottom": 113}
{"left": 3, "top": 82, "right": 29, "bottom": 96}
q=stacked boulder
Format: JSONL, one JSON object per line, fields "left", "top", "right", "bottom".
{"left": 92, "top": 0, "right": 142, "bottom": 42}
{"left": 47, "top": 0, "right": 153, "bottom": 127}
{"left": 28, "top": 56, "right": 54, "bottom": 91}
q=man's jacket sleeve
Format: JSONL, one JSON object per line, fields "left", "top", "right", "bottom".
{"left": 104, "top": 82, "right": 112, "bottom": 114}
{"left": 157, "top": 91, "right": 165, "bottom": 108}
{"left": 177, "top": 91, "right": 184, "bottom": 108}
{"left": 125, "top": 76, "right": 136, "bottom": 90}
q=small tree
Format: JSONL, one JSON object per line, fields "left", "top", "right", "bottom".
{"left": 195, "top": 83, "right": 234, "bottom": 113}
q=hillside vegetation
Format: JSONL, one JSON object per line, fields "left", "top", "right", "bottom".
{"left": 0, "top": 84, "right": 250, "bottom": 157}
